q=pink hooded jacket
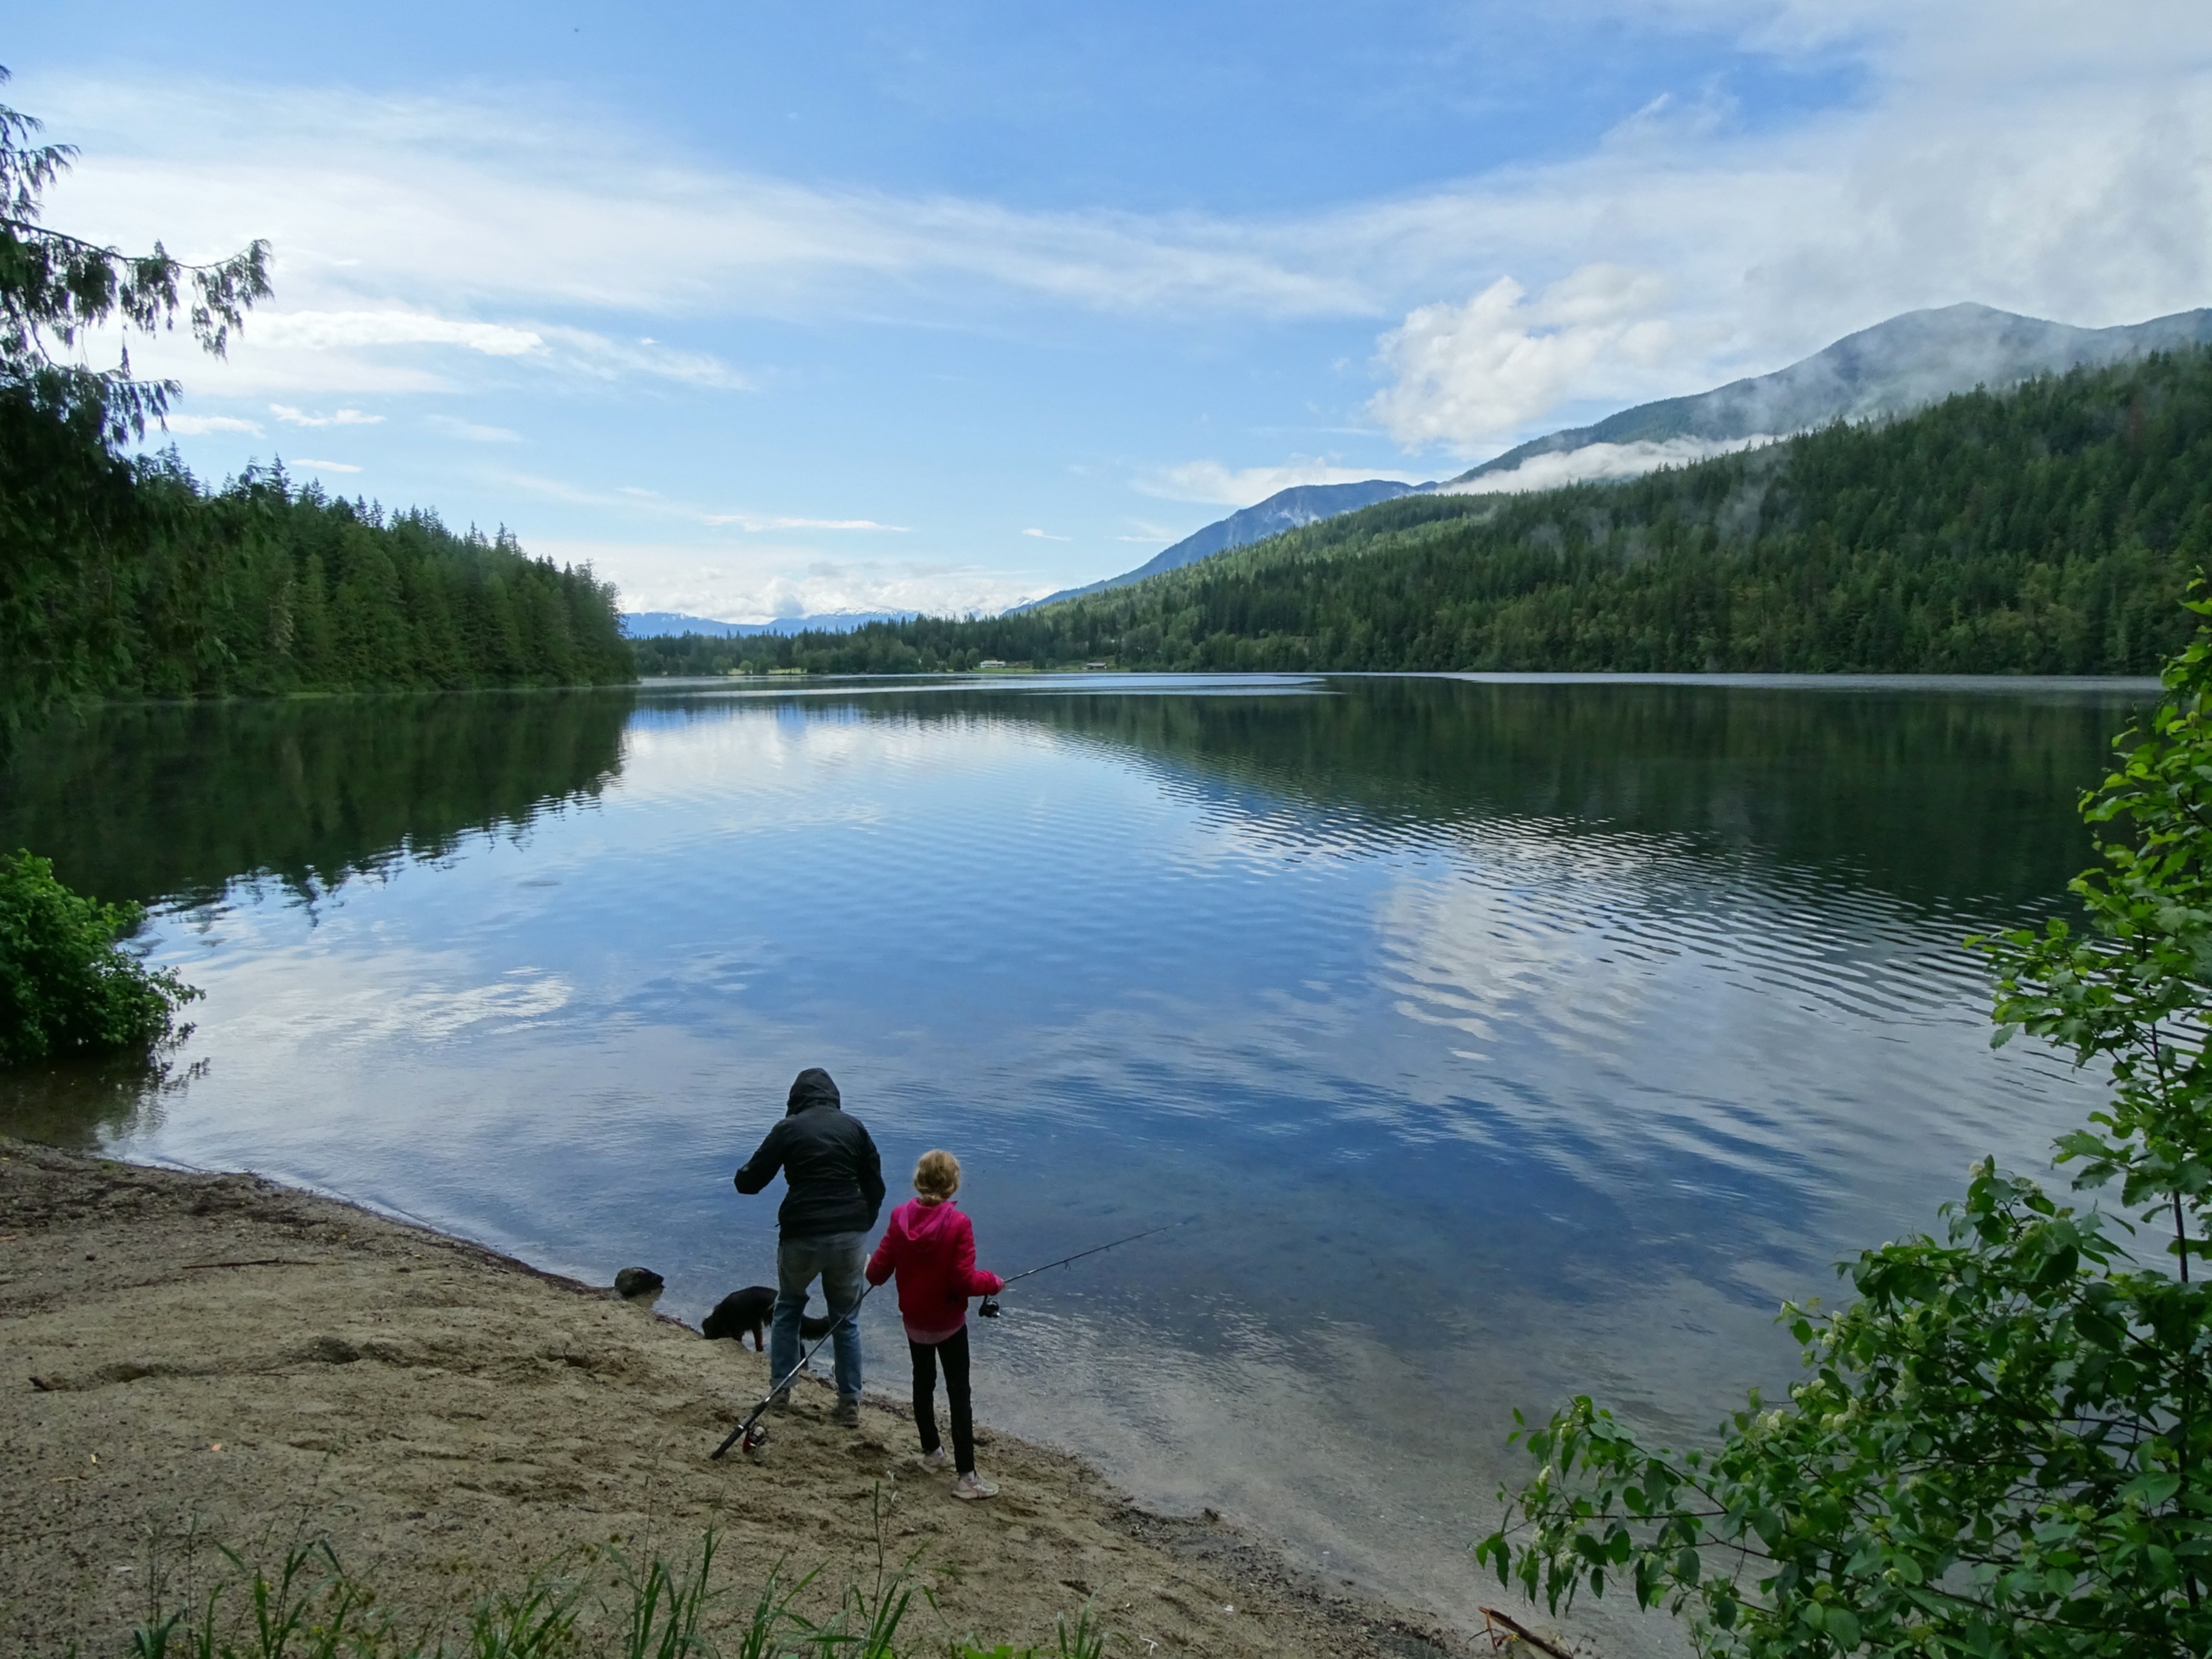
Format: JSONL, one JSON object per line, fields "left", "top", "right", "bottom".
{"left": 866, "top": 1198, "right": 1004, "bottom": 1344}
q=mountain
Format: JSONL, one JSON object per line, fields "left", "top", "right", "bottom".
{"left": 1017, "top": 305, "right": 2212, "bottom": 615}
{"left": 711, "top": 342, "right": 2212, "bottom": 677}
{"left": 1444, "top": 302, "right": 2212, "bottom": 491}
{"left": 622, "top": 609, "right": 917, "bottom": 638}
{"left": 1016, "top": 479, "right": 1424, "bottom": 611}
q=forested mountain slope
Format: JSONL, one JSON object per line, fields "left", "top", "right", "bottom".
{"left": 1448, "top": 301, "right": 2212, "bottom": 486}
{"left": 1, "top": 389, "right": 632, "bottom": 734}
{"left": 1016, "top": 477, "right": 1422, "bottom": 610}
{"left": 691, "top": 346, "right": 2212, "bottom": 677}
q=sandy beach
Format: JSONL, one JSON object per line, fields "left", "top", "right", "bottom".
{"left": 0, "top": 1138, "right": 1545, "bottom": 1657}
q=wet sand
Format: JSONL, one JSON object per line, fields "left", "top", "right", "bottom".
{"left": 0, "top": 1138, "right": 1564, "bottom": 1656}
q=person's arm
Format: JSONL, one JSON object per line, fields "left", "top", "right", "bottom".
{"left": 866, "top": 1224, "right": 899, "bottom": 1288}
{"left": 732, "top": 1121, "right": 785, "bottom": 1195}
{"left": 857, "top": 1122, "right": 886, "bottom": 1225}
{"left": 952, "top": 1213, "right": 1004, "bottom": 1297}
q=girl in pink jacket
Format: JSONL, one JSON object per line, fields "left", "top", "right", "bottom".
{"left": 865, "top": 1149, "right": 1005, "bottom": 1498}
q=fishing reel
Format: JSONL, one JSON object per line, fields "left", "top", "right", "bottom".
{"left": 977, "top": 1296, "right": 1001, "bottom": 1319}
{"left": 741, "top": 1420, "right": 771, "bottom": 1454}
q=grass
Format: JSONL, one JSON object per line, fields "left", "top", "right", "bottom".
{"left": 108, "top": 1490, "right": 1119, "bottom": 1659}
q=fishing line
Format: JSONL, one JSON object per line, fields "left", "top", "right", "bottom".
{"left": 977, "top": 1216, "right": 1195, "bottom": 1318}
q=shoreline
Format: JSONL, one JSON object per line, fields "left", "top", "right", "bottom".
{"left": 0, "top": 1137, "right": 1524, "bottom": 1657}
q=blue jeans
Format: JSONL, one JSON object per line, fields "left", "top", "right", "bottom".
{"left": 773, "top": 1230, "right": 866, "bottom": 1403}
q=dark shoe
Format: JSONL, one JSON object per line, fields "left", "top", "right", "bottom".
{"left": 832, "top": 1397, "right": 861, "bottom": 1429}
{"left": 768, "top": 1391, "right": 792, "bottom": 1416}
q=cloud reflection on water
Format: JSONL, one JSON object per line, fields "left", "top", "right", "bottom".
{"left": 0, "top": 674, "right": 2148, "bottom": 1651}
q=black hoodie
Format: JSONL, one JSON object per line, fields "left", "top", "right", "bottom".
{"left": 733, "top": 1068, "right": 887, "bottom": 1240}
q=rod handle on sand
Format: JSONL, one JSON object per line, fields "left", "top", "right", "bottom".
{"left": 711, "top": 1285, "right": 874, "bottom": 1460}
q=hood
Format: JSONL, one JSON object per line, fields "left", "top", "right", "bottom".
{"left": 786, "top": 1067, "right": 841, "bottom": 1115}
{"left": 901, "top": 1198, "right": 963, "bottom": 1241}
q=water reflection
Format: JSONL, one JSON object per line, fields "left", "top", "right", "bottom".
{"left": 0, "top": 1047, "right": 203, "bottom": 1149}
{"left": 0, "top": 674, "right": 2156, "bottom": 1651}
{"left": 0, "top": 689, "right": 632, "bottom": 904}
{"left": 752, "top": 675, "right": 2130, "bottom": 911}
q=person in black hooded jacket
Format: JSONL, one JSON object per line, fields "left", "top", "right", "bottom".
{"left": 734, "top": 1067, "right": 886, "bottom": 1424}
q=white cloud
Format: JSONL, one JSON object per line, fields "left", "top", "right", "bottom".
{"left": 529, "top": 538, "right": 1035, "bottom": 622}
{"left": 25, "top": 73, "right": 1363, "bottom": 344}
{"left": 533, "top": 324, "right": 751, "bottom": 390}
{"left": 254, "top": 310, "right": 545, "bottom": 357}
{"left": 270, "top": 403, "right": 384, "bottom": 427}
{"left": 1435, "top": 434, "right": 1779, "bottom": 495}
{"left": 482, "top": 469, "right": 908, "bottom": 535}
{"left": 427, "top": 415, "right": 521, "bottom": 443}
{"left": 289, "top": 457, "right": 363, "bottom": 474}
{"left": 1022, "top": 528, "right": 1072, "bottom": 541}
{"left": 702, "top": 514, "right": 910, "bottom": 532}
{"left": 71, "top": 303, "right": 746, "bottom": 400}
{"left": 1347, "top": 9, "right": 2212, "bottom": 454}
{"left": 17, "top": 2, "right": 2212, "bottom": 461}
{"left": 481, "top": 469, "right": 619, "bottom": 507}
{"left": 1369, "top": 267, "right": 1678, "bottom": 455}
{"left": 1118, "top": 519, "right": 1191, "bottom": 543}
{"left": 1138, "top": 458, "right": 1429, "bottom": 506}
{"left": 160, "top": 412, "right": 264, "bottom": 436}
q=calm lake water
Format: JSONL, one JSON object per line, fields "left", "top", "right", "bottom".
{"left": 0, "top": 674, "right": 2153, "bottom": 1646}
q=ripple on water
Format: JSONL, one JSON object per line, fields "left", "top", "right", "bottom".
{"left": 0, "top": 675, "right": 2131, "bottom": 1646}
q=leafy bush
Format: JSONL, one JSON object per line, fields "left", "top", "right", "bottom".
{"left": 1476, "top": 592, "right": 2212, "bottom": 1657}
{"left": 0, "top": 848, "right": 198, "bottom": 1065}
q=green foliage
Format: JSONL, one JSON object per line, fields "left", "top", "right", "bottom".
{"left": 948, "top": 1597, "right": 1108, "bottom": 1659}
{"left": 1478, "top": 1167, "right": 2207, "bottom": 1657}
{"left": 129, "top": 1543, "right": 394, "bottom": 1659}
{"left": 120, "top": 1523, "right": 1106, "bottom": 1659}
{"left": 653, "top": 346, "right": 2212, "bottom": 679}
{"left": 0, "top": 65, "right": 270, "bottom": 446}
{"left": 1984, "top": 587, "right": 2212, "bottom": 1267}
{"left": 0, "top": 847, "right": 197, "bottom": 1067}
{"left": 1475, "top": 597, "right": 2212, "bottom": 1655}
{"left": 726, "top": 1561, "right": 815, "bottom": 1659}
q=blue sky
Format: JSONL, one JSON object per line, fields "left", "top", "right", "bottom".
{"left": 12, "top": 2, "right": 2210, "bottom": 619}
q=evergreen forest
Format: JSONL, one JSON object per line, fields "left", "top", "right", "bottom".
{"left": 0, "top": 79, "right": 630, "bottom": 742}
{"left": 1, "top": 389, "right": 633, "bottom": 739}
{"left": 634, "top": 345, "right": 2212, "bottom": 678}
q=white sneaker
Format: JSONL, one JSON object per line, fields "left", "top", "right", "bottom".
{"left": 951, "top": 1471, "right": 999, "bottom": 1500}
{"left": 921, "top": 1447, "right": 951, "bottom": 1470}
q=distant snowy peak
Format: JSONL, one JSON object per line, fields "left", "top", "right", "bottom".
{"left": 622, "top": 609, "right": 916, "bottom": 638}
{"left": 1443, "top": 302, "right": 2212, "bottom": 494}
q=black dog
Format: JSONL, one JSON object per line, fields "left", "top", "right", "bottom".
{"left": 702, "top": 1285, "right": 834, "bottom": 1351}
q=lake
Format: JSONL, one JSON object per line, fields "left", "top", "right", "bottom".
{"left": 0, "top": 673, "right": 2151, "bottom": 1645}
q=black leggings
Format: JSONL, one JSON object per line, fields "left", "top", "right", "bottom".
{"left": 909, "top": 1327, "right": 974, "bottom": 1474}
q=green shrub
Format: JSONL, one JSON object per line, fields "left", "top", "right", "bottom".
{"left": 1477, "top": 594, "right": 2212, "bottom": 1655}
{"left": 0, "top": 848, "right": 198, "bottom": 1065}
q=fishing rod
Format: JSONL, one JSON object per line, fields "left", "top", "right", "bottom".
{"left": 977, "top": 1217, "right": 1195, "bottom": 1317}
{"left": 711, "top": 1216, "right": 1191, "bottom": 1457}
{"left": 711, "top": 1282, "right": 877, "bottom": 1460}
